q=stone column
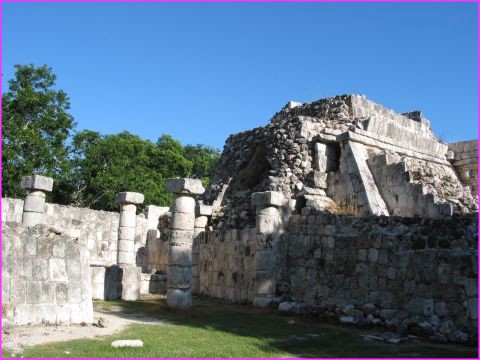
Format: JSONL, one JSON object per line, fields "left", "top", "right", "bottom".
{"left": 21, "top": 175, "right": 53, "bottom": 226}
{"left": 193, "top": 204, "right": 212, "bottom": 295}
{"left": 111, "top": 191, "right": 144, "bottom": 301}
{"left": 166, "top": 178, "right": 205, "bottom": 310}
{"left": 251, "top": 191, "right": 285, "bottom": 308}
{"left": 116, "top": 192, "right": 144, "bottom": 265}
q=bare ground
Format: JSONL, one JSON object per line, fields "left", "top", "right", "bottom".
{"left": 2, "top": 308, "right": 164, "bottom": 354}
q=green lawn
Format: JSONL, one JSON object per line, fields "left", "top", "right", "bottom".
{"left": 3, "top": 298, "right": 478, "bottom": 358}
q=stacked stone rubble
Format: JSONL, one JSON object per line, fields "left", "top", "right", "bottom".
{"left": 203, "top": 95, "right": 477, "bottom": 227}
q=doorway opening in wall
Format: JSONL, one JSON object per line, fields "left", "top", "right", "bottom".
{"left": 237, "top": 143, "right": 271, "bottom": 189}
{"left": 326, "top": 143, "right": 341, "bottom": 172}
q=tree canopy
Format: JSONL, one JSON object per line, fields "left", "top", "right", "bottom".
{"left": 2, "top": 64, "right": 221, "bottom": 211}
{"left": 2, "top": 64, "right": 76, "bottom": 198}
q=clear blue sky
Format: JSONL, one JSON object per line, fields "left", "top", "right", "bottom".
{"left": 2, "top": 2, "right": 478, "bottom": 149}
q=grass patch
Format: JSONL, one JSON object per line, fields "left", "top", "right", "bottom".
{"left": 4, "top": 297, "right": 477, "bottom": 358}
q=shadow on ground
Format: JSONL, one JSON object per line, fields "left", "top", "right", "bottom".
{"left": 88, "top": 296, "right": 477, "bottom": 358}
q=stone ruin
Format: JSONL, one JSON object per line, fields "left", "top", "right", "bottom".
{"left": 1, "top": 94, "right": 478, "bottom": 344}
{"left": 204, "top": 94, "right": 477, "bottom": 228}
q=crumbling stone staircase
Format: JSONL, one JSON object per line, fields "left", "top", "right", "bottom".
{"left": 368, "top": 152, "right": 453, "bottom": 217}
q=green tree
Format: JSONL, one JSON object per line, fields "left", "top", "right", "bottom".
{"left": 2, "top": 64, "right": 76, "bottom": 198}
{"left": 183, "top": 144, "right": 221, "bottom": 185}
{"left": 70, "top": 131, "right": 175, "bottom": 211}
{"left": 155, "top": 134, "right": 193, "bottom": 178}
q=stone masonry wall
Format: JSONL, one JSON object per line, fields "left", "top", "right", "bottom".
{"left": 198, "top": 227, "right": 257, "bottom": 303}
{"left": 448, "top": 140, "right": 478, "bottom": 197}
{"left": 282, "top": 210, "right": 478, "bottom": 342}
{"left": 2, "top": 197, "right": 151, "bottom": 269}
{"left": 2, "top": 223, "right": 93, "bottom": 325}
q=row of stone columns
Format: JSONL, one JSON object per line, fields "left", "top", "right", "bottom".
{"left": 18, "top": 175, "right": 283, "bottom": 310}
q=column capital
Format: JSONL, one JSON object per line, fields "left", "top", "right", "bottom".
{"left": 251, "top": 191, "right": 285, "bottom": 209}
{"left": 166, "top": 178, "right": 205, "bottom": 195}
{"left": 115, "top": 192, "right": 144, "bottom": 205}
{"left": 21, "top": 175, "right": 53, "bottom": 192}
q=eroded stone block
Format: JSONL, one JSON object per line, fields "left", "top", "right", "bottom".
{"left": 21, "top": 175, "right": 53, "bottom": 192}
{"left": 166, "top": 178, "right": 205, "bottom": 195}
{"left": 115, "top": 192, "right": 145, "bottom": 205}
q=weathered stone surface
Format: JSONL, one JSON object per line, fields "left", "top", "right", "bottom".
{"left": 111, "top": 340, "right": 144, "bottom": 348}
{"left": 195, "top": 204, "right": 213, "bottom": 217}
{"left": 115, "top": 192, "right": 145, "bottom": 205}
{"left": 251, "top": 191, "right": 285, "bottom": 208}
{"left": 167, "top": 288, "right": 192, "bottom": 309}
{"left": 2, "top": 223, "right": 93, "bottom": 325}
{"left": 21, "top": 175, "right": 53, "bottom": 192}
{"left": 174, "top": 195, "right": 196, "bottom": 214}
{"left": 166, "top": 178, "right": 205, "bottom": 195}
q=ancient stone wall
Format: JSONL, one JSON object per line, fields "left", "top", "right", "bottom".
{"left": 2, "top": 223, "right": 93, "bottom": 325}
{"left": 448, "top": 140, "right": 478, "bottom": 196}
{"left": 2, "top": 197, "right": 153, "bottom": 269}
{"left": 283, "top": 211, "right": 478, "bottom": 342}
{"left": 204, "top": 95, "right": 476, "bottom": 226}
{"left": 198, "top": 227, "right": 257, "bottom": 303}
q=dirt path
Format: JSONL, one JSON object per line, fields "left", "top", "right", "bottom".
{"left": 2, "top": 309, "right": 164, "bottom": 354}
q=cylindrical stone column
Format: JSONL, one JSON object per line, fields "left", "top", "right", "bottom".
{"left": 115, "top": 192, "right": 144, "bottom": 266}
{"left": 251, "top": 191, "right": 285, "bottom": 308}
{"left": 166, "top": 178, "right": 205, "bottom": 310}
{"left": 21, "top": 175, "right": 53, "bottom": 226}
{"left": 193, "top": 204, "right": 212, "bottom": 295}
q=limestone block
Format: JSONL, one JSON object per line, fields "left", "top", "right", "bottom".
{"left": 22, "top": 212, "right": 44, "bottom": 227}
{"left": 287, "top": 101, "right": 302, "bottom": 109}
{"left": 167, "top": 288, "right": 192, "bottom": 309}
{"left": 21, "top": 175, "right": 53, "bottom": 192}
{"left": 195, "top": 204, "right": 213, "bottom": 217}
{"left": 438, "top": 203, "right": 453, "bottom": 217}
{"left": 169, "top": 246, "right": 192, "bottom": 266}
{"left": 56, "top": 304, "right": 71, "bottom": 324}
{"left": 255, "top": 250, "right": 275, "bottom": 271}
{"left": 52, "top": 239, "right": 66, "bottom": 258}
{"left": 314, "top": 143, "right": 328, "bottom": 172}
{"left": 251, "top": 191, "right": 285, "bottom": 208}
{"left": 32, "top": 259, "right": 49, "bottom": 281}
{"left": 174, "top": 195, "right": 196, "bottom": 214}
{"left": 118, "top": 226, "right": 136, "bottom": 240}
{"left": 194, "top": 216, "right": 209, "bottom": 229}
{"left": 313, "top": 171, "right": 328, "bottom": 188}
{"left": 119, "top": 213, "right": 137, "bottom": 228}
{"left": 171, "top": 212, "right": 195, "bottom": 231}
{"left": 145, "top": 205, "right": 169, "bottom": 230}
{"left": 257, "top": 213, "right": 278, "bottom": 234}
{"left": 66, "top": 260, "right": 82, "bottom": 281}
{"left": 255, "top": 271, "right": 275, "bottom": 295}
{"left": 69, "top": 285, "right": 82, "bottom": 303}
{"left": 23, "top": 194, "right": 46, "bottom": 213}
{"left": 25, "top": 281, "right": 42, "bottom": 304}
{"left": 55, "top": 283, "right": 69, "bottom": 304}
{"left": 40, "top": 283, "right": 54, "bottom": 303}
{"left": 117, "top": 250, "right": 135, "bottom": 265}
{"left": 118, "top": 239, "right": 134, "bottom": 253}
{"left": 122, "top": 282, "right": 141, "bottom": 301}
{"left": 168, "top": 266, "right": 193, "bottom": 289}
{"left": 115, "top": 192, "right": 144, "bottom": 205}
{"left": 166, "top": 178, "right": 205, "bottom": 195}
